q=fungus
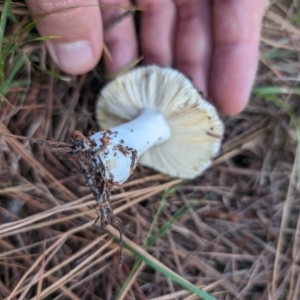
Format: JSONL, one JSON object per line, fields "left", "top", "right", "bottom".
{"left": 92, "top": 65, "right": 223, "bottom": 187}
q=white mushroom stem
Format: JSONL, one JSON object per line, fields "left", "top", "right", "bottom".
{"left": 90, "top": 108, "right": 171, "bottom": 185}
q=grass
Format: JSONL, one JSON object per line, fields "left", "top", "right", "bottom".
{"left": 1, "top": 0, "right": 300, "bottom": 299}
{"left": 0, "top": 0, "right": 12, "bottom": 85}
{"left": 116, "top": 189, "right": 216, "bottom": 300}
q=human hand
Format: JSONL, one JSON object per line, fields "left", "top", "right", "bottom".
{"left": 25, "top": 0, "right": 265, "bottom": 115}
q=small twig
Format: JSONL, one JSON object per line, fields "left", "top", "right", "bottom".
{"left": 0, "top": 133, "right": 73, "bottom": 148}
{"left": 103, "top": 10, "right": 135, "bottom": 32}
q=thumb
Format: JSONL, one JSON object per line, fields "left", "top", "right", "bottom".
{"left": 25, "top": 0, "right": 103, "bottom": 75}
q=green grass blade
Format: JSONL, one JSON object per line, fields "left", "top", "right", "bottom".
{"left": 33, "top": 64, "right": 71, "bottom": 81}
{"left": 0, "top": 0, "right": 11, "bottom": 86}
{"left": 0, "top": 0, "right": 10, "bottom": 46}
{"left": 115, "top": 259, "right": 141, "bottom": 299}
{"left": 20, "top": 35, "right": 61, "bottom": 45}
{"left": 253, "top": 86, "right": 300, "bottom": 95}
{"left": 116, "top": 188, "right": 176, "bottom": 299}
{"left": 7, "top": 79, "right": 30, "bottom": 88}
{"left": 262, "top": 49, "right": 293, "bottom": 59}
{"left": 116, "top": 189, "right": 215, "bottom": 300}
{"left": 14, "top": 17, "right": 43, "bottom": 37}
{"left": 6, "top": 1, "right": 17, "bottom": 23}
{"left": 290, "top": 9, "right": 300, "bottom": 23}
{"left": 146, "top": 201, "right": 192, "bottom": 247}
{"left": 0, "top": 55, "right": 25, "bottom": 95}
{"left": 125, "top": 241, "right": 216, "bottom": 300}
{"left": 143, "top": 187, "right": 176, "bottom": 247}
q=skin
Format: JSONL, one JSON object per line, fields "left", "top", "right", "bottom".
{"left": 25, "top": 0, "right": 266, "bottom": 115}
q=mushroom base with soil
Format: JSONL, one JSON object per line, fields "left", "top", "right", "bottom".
{"left": 90, "top": 108, "right": 171, "bottom": 186}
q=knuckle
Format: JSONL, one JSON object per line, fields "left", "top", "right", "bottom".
{"left": 27, "top": 0, "right": 99, "bottom": 36}
{"left": 27, "top": 0, "right": 98, "bottom": 26}
{"left": 28, "top": 0, "right": 80, "bottom": 17}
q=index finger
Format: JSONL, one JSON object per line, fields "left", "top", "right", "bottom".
{"left": 209, "top": 0, "right": 265, "bottom": 115}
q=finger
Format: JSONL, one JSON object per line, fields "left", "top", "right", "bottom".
{"left": 209, "top": 0, "right": 265, "bottom": 115}
{"left": 174, "top": 0, "right": 212, "bottom": 96}
{"left": 100, "top": 0, "right": 138, "bottom": 74}
{"left": 136, "top": 0, "right": 176, "bottom": 66}
{"left": 25, "top": 0, "right": 103, "bottom": 75}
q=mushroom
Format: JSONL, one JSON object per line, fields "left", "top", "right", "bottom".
{"left": 92, "top": 65, "right": 224, "bottom": 187}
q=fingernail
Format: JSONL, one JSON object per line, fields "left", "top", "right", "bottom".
{"left": 46, "top": 40, "right": 94, "bottom": 74}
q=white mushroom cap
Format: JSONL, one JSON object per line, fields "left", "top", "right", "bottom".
{"left": 96, "top": 65, "right": 224, "bottom": 179}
